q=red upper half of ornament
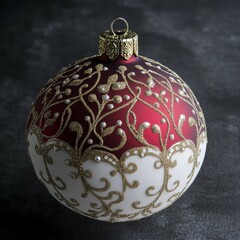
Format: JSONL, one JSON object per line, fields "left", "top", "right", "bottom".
{"left": 27, "top": 55, "right": 206, "bottom": 159}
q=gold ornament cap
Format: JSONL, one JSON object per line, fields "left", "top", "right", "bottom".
{"left": 98, "top": 17, "right": 138, "bottom": 60}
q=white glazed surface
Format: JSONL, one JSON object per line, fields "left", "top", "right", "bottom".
{"left": 27, "top": 132, "right": 207, "bottom": 222}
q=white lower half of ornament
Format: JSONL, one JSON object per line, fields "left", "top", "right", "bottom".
{"left": 27, "top": 131, "right": 207, "bottom": 222}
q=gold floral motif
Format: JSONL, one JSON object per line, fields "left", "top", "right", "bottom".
{"left": 26, "top": 55, "right": 207, "bottom": 222}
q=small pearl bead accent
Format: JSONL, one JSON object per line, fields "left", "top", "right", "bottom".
{"left": 170, "top": 134, "right": 175, "bottom": 140}
{"left": 161, "top": 118, "right": 166, "bottom": 124}
{"left": 102, "top": 94, "right": 110, "bottom": 101}
{"left": 143, "top": 122, "right": 150, "bottom": 128}
{"left": 124, "top": 95, "right": 130, "bottom": 100}
{"left": 161, "top": 90, "right": 166, "bottom": 95}
{"left": 180, "top": 114, "right": 185, "bottom": 120}
{"left": 84, "top": 116, "right": 90, "bottom": 121}
{"left": 100, "top": 122, "right": 106, "bottom": 128}
{"left": 179, "top": 90, "right": 184, "bottom": 96}
{"left": 95, "top": 156, "right": 101, "bottom": 163}
{"left": 130, "top": 72, "right": 136, "bottom": 76}
{"left": 103, "top": 67, "right": 108, "bottom": 71}
{"left": 87, "top": 139, "right": 93, "bottom": 144}
{"left": 107, "top": 104, "right": 114, "bottom": 109}
{"left": 116, "top": 120, "right": 122, "bottom": 126}
{"left": 65, "top": 99, "right": 71, "bottom": 104}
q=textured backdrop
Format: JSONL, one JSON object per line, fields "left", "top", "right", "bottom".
{"left": 1, "top": 0, "right": 240, "bottom": 239}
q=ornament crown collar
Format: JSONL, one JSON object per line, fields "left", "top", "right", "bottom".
{"left": 98, "top": 17, "right": 138, "bottom": 61}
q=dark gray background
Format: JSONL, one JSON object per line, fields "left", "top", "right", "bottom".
{"left": 1, "top": 0, "right": 239, "bottom": 239}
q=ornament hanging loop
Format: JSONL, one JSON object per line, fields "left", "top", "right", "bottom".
{"left": 111, "top": 17, "right": 129, "bottom": 36}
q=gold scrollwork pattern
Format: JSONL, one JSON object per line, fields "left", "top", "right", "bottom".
{"left": 26, "top": 55, "right": 207, "bottom": 222}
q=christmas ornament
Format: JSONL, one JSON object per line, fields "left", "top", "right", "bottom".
{"left": 26, "top": 17, "right": 207, "bottom": 222}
